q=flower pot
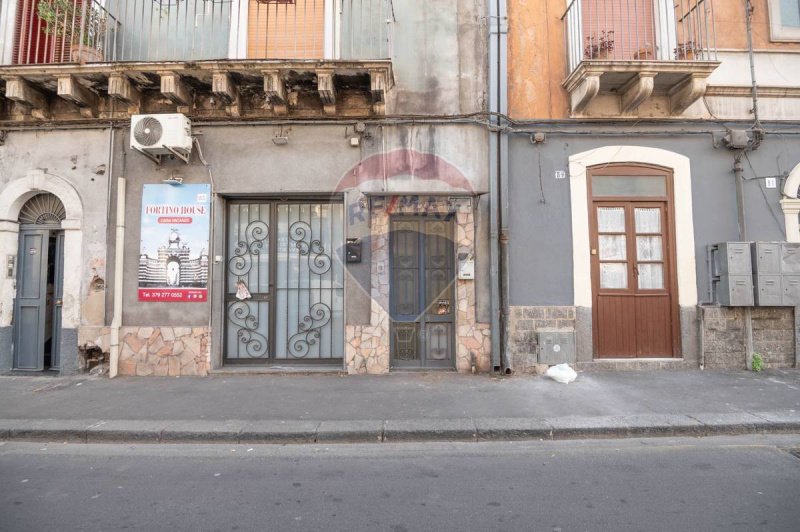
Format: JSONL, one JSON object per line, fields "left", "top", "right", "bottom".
{"left": 71, "top": 44, "right": 103, "bottom": 64}
{"left": 633, "top": 47, "right": 655, "bottom": 60}
{"left": 596, "top": 48, "right": 613, "bottom": 59}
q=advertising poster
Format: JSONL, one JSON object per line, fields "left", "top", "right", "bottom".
{"left": 138, "top": 184, "right": 211, "bottom": 302}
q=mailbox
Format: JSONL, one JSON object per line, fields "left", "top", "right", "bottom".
{"left": 345, "top": 238, "right": 362, "bottom": 263}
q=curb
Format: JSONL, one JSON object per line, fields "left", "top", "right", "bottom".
{"left": 0, "top": 412, "right": 798, "bottom": 445}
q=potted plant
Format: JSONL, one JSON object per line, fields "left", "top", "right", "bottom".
{"left": 584, "top": 30, "right": 615, "bottom": 60}
{"left": 674, "top": 41, "right": 700, "bottom": 60}
{"left": 37, "top": 0, "right": 107, "bottom": 63}
{"left": 633, "top": 43, "right": 656, "bottom": 60}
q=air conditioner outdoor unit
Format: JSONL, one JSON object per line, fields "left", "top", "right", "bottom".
{"left": 131, "top": 113, "right": 192, "bottom": 163}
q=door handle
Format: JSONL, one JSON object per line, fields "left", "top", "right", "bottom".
{"left": 55, "top": 299, "right": 63, "bottom": 306}
{"left": 633, "top": 265, "right": 639, "bottom": 277}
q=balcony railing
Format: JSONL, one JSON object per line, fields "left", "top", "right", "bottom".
{"left": 563, "top": 0, "right": 717, "bottom": 73}
{"left": 2, "top": 0, "right": 394, "bottom": 66}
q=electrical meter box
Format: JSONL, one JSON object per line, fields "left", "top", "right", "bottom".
{"left": 715, "top": 243, "right": 754, "bottom": 306}
{"left": 753, "top": 275, "right": 781, "bottom": 306}
{"left": 717, "top": 274, "right": 754, "bottom": 306}
{"left": 748, "top": 242, "right": 800, "bottom": 306}
{"left": 752, "top": 242, "right": 781, "bottom": 274}
{"left": 715, "top": 242, "right": 752, "bottom": 275}
{"left": 780, "top": 243, "right": 800, "bottom": 273}
{"left": 537, "top": 331, "right": 576, "bottom": 365}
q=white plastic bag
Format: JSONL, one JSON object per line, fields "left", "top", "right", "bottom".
{"left": 545, "top": 363, "right": 577, "bottom": 384}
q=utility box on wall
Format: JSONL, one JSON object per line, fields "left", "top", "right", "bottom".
{"left": 751, "top": 242, "right": 800, "bottom": 306}
{"left": 537, "top": 331, "right": 576, "bottom": 365}
{"left": 715, "top": 242, "right": 800, "bottom": 306}
{"left": 715, "top": 242, "right": 754, "bottom": 306}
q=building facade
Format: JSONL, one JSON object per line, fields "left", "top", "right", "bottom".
{"left": 505, "top": 0, "right": 800, "bottom": 370}
{"left": 0, "top": 0, "right": 491, "bottom": 376}
{"left": 2, "top": 0, "right": 799, "bottom": 377}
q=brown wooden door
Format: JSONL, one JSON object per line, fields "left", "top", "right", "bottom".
{"left": 589, "top": 168, "right": 679, "bottom": 358}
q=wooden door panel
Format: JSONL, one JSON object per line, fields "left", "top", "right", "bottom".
{"left": 634, "top": 295, "right": 673, "bottom": 356}
{"left": 589, "top": 167, "right": 679, "bottom": 359}
{"left": 595, "top": 296, "right": 637, "bottom": 358}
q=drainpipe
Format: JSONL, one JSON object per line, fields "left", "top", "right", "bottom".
{"left": 737, "top": 0, "right": 760, "bottom": 371}
{"left": 488, "top": 0, "right": 509, "bottom": 372}
{"left": 733, "top": 152, "right": 754, "bottom": 370}
{"left": 109, "top": 176, "right": 126, "bottom": 378}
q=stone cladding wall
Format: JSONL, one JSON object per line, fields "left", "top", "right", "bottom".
{"left": 345, "top": 197, "right": 490, "bottom": 374}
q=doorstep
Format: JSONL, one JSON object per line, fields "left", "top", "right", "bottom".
{"left": 576, "top": 358, "right": 697, "bottom": 372}
{"left": 209, "top": 365, "right": 346, "bottom": 375}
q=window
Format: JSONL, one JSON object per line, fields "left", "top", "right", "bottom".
{"left": 769, "top": 0, "right": 800, "bottom": 41}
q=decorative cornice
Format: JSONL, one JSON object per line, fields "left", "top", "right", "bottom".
{"left": 705, "top": 86, "right": 800, "bottom": 98}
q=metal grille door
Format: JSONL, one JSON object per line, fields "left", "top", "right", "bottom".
{"left": 225, "top": 201, "right": 344, "bottom": 364}
{"left": 226, "top": 203, "right": 271, "bottom": 361}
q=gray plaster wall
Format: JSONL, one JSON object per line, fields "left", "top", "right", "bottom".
{"left": 0, "top": 129, "right": 111, "bottom": 324}
{"left": 507, "top": 128, "right": 797, "bottom": 306}
{"left": 0, "top": 128, "right": 111, "bottom": 371}
{"left": 388, "top": 0, "right": 487, "bottom": 115}
{"left": 108, "top": 122, "right": 489, "bottom": 328}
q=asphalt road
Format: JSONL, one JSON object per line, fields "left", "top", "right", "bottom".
{"left": 1, "top": 436, "right": 799, "bottom": 531}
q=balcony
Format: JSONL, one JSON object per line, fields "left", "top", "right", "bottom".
{"left": 0, "top": 0, "right": 394, "bottom": 120}
{"left": 562, "top": 0, "right": 720, "bottom": 116}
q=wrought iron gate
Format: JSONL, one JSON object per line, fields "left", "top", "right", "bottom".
{"left": 225, "top": 201, "right": 344, "bottom": 364}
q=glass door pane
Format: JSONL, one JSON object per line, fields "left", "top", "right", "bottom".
{"left": 275, "top": 203, "right": 344, "bottom": 360}
{"left": 597, "top": 207, "right": 629, "bottom": 290}
{"left": 634, "top": 206, "right": 665, "bottom": 290}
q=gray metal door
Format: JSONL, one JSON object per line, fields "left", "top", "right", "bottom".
{"left": 13, "top": 230, "right": 49, "bottom": 370}
{"left": 224, "top": 201, "right": 344, "bottom": 364}
{"left": 50, "top": 231, "right": 65, "bottom": 368}
{"left": 390, "top": 217, "right": 455, "bottom": 368}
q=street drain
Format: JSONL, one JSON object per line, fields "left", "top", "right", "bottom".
{"left": 788, "top": 449, "right": 800, "bottom": 460}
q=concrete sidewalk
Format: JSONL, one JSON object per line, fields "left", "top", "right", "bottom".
{"left": 0, "top": 369, "right": 798, "bottom": 444}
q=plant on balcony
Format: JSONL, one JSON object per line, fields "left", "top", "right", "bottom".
{"left": 584, "top": 31, "right": 615, "bottom": 60}
{"left": 37, "top": 0, "right": 107, "bottom": 63}
{"left": 633, "top": 43, "right": 656, "bottom": 60}
{"left": 674, "top": 41, "right": 700, "bottom": 60}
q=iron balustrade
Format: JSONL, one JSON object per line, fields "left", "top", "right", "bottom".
{"left": 3, "top": 0, "right": 394, "bottom": 65}
{"left": 8, "top": 0, "right": 121, "bottom": 65}
{"left": 562, "top": 0, "right": 717, "bottom": 74}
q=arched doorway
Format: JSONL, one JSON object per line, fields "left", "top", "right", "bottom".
{"left": 13, "top": 193, "right": 66, "bottom": 371}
